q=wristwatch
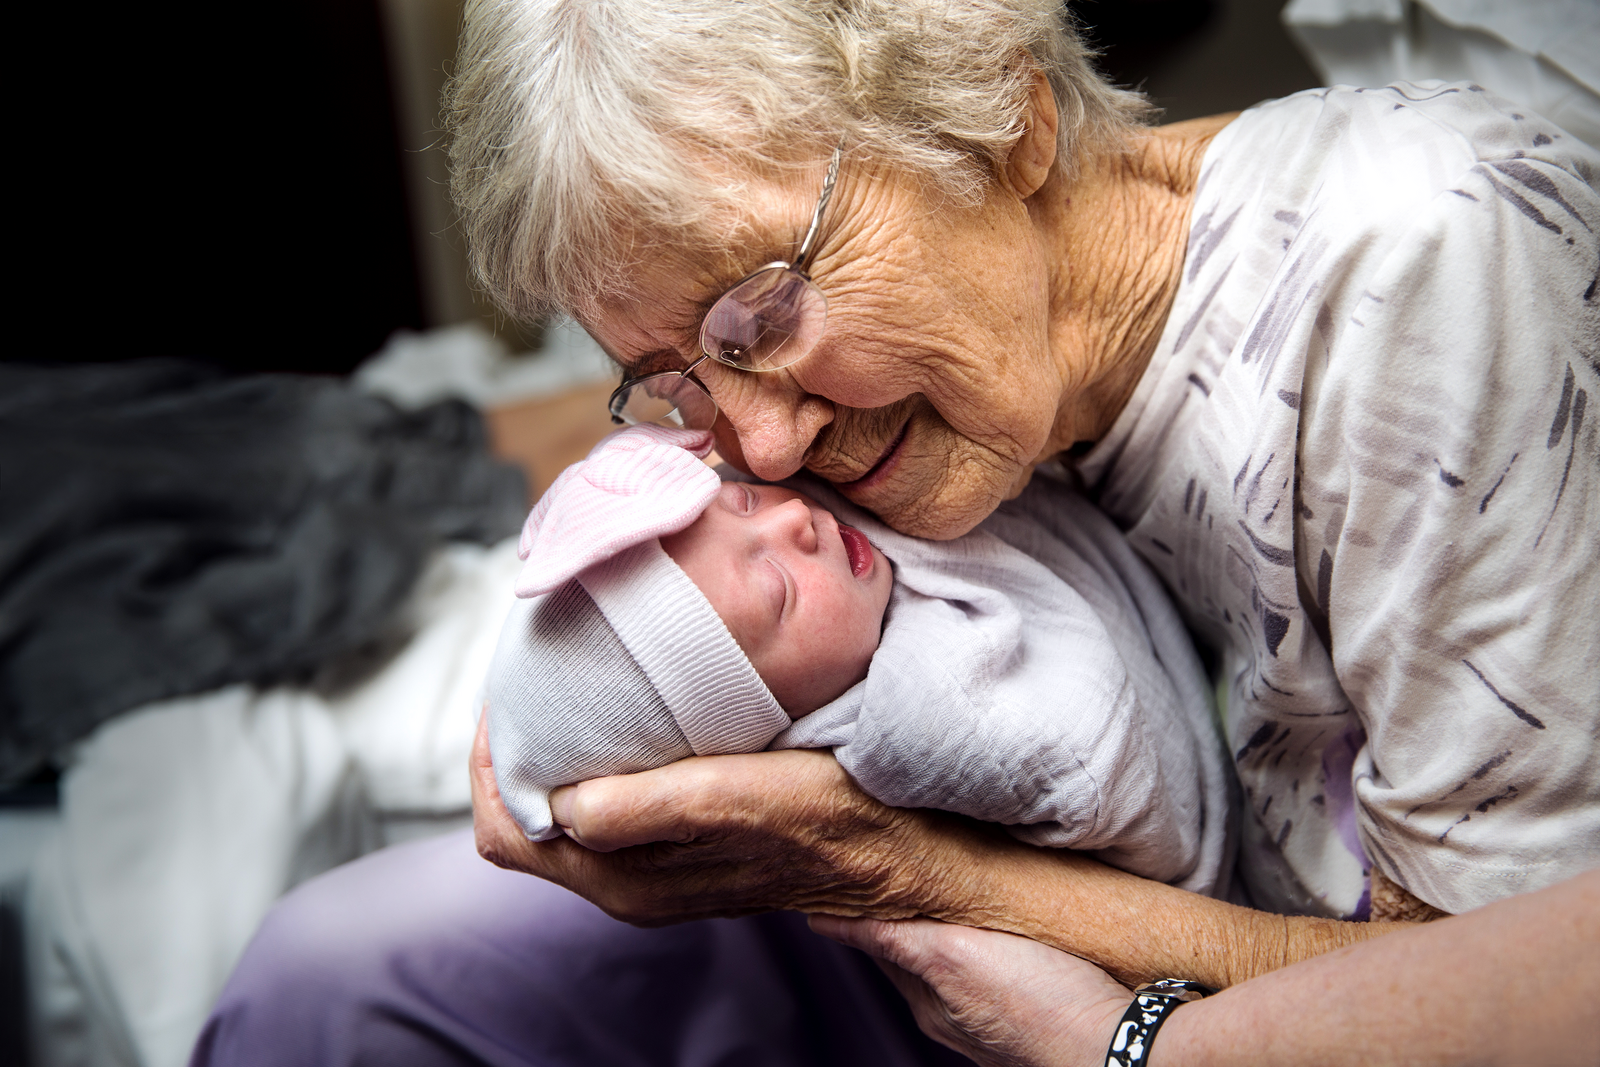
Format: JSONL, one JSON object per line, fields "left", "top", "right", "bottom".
{"left": 1103, "top": 979, "right": 1215, "bottom": 1066}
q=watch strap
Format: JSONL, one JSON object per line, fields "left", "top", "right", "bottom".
{"left": 1104, "top": 979, "right": 1215, "bottom": 1066}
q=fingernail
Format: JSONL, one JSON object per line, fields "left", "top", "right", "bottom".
{"left": 549, "top": 785, "right": 575, "bottom": 827}
{"left": 807, "top": 914, "right": 847, "bottom": 941}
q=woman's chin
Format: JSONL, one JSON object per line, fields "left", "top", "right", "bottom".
{"left": 817, "top": 400, "right": 1029, "bottom": 539}
{"left": 844, "top": 456, "right": 1010, "bottom": 541}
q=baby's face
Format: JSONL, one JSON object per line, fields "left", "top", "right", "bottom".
{"left": 661, "top": 482, "right": 892, "bottom": 716}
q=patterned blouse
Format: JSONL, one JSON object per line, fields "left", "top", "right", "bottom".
{"left": 1080, "top": 82, "right": 1600, "bottom": 918}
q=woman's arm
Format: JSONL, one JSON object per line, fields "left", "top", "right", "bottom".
{"left": 471, "top": 715, "right": 1389, "bottom": 987}
{"left": 810, "top": 868, "right": 1600, "bottom": 1067}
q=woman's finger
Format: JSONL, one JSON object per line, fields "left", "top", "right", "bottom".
{"left": 808, "top": 915, "right": 974, "bottom": 992}
{"left": 810, "top": 917, "right": 1018, "bottom": 1064}
{"left": 470, "top": 709, "right": 633, "bottom": 888}
{"left": 809, "top": 919, "right": 988, "bottom": 1059}
{"left": 554, "top": 748, "right": 860, "bottom": 852}
{"left": 870, "top": 956, "right": 1000, "bottom": 1066}
{"left": 470, "top": 707, "right": 538, "bottom": 870}
{"left": 808, "top": 914, "right": 912, "bottom": 961}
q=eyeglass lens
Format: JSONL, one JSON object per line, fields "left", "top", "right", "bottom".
{"left": 699, "top": 266, "right": 827, "bottom": 372}
{"left": 612, "top": 372, "right": 719, "bottom": 431}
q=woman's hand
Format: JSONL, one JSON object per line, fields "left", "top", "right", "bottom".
{"left": 469, "top": 711, "right": 1004, "bottom": 925}
{"left": 811, "top": 915, "right": 1131, "bottom": 1067}
{"left": 472, "top": 711, "right": 1388, "bottom": 983}
{"left": 818, "top": 875, "right": 1600, "bottom": 1067}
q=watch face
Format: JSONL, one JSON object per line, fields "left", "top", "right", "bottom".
{"left": 1135, "top": 980, "right": 1213, "bottom": 1003}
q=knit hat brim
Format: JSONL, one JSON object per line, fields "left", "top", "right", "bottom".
{"left": 579, "top": 539, "right": 790, "bottom": 755}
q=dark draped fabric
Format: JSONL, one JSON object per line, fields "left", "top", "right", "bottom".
{"left": 0, "top": 361, "right": 525, "bottom": 786}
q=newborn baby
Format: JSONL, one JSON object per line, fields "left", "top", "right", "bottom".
{"left": 486, "top": 426, "right": 1233, "bottom": 893}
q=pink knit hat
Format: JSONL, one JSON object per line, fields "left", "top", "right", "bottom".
{"left": 485, "top": 424, "right": 790, "bottom": 840}
{"left": 513, "top": 423, "right": 722, "bottom": 597}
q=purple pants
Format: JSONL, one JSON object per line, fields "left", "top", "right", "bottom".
{"left": 192, "top": 829, "right": 971, "bottom": 1066}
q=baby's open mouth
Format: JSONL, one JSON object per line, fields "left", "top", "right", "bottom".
{"left": 839, "top": 524, "right": 873, "bottom": 578}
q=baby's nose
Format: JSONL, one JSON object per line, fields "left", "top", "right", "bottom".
{"left": 765, "top": 497, "right": 818, "bottom": 551}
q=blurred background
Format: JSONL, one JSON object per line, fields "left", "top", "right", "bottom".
{"left": 2, "top": 2, "right": 1593, "bottom": 1065}
{"left": 12, "top": 0, "right": 1594, "bottom": 377}
{"left": 12, "top": 0, "right": 1324, "bottom": 378}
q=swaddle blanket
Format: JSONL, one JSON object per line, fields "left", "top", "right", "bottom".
{"left": 485, "top": 432, "right": 1234, "bottom": 893}
{"left": 771, "top": 471, "right": 1235, "bottom": 896}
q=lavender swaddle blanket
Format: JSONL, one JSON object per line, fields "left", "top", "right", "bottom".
{"left": 770, "top": 471, "right": 1236, "bottom": 897}
{"left": 486, "top": 448, "right": 1235, "bottom": 895}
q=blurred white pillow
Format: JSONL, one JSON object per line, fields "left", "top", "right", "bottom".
{"left": 1284, "top": 0, "right": 1599, "bottom": 147}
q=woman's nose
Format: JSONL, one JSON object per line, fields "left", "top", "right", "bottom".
{"left": 708, "top": 367, "right": 833, "bottom": 481}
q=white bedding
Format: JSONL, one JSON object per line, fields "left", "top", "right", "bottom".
{"left": 21, "top": 539, "right": 521, "bottom": 1067}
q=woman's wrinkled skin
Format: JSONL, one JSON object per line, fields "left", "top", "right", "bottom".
{"left": 810, "top": 872, "right": 1600, "bottom": 1067}
{"left": 583, "top": 78, "right": 1218, "bottom": 540}
{"left": 470, "top": 714, "right": 1380, "bottom": 990}
{"left": 471, "top": 709, "right": 997, "bottom": 926}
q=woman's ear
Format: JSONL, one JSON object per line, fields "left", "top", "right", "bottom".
{"left": 1004, "top": 70, "right": 1059, "bottom": 199}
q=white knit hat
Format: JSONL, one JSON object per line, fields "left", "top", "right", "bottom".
{"left": 485, "top": 425, "right": 790, "bottom": 840}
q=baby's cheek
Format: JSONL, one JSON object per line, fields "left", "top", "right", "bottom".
{"left": 832, "top": 611, "right": 883, "bottom": 693}
{"left": 762, "top": 617, "right": 872, "bottom": 716}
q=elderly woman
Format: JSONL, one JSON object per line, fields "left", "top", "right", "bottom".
{"left": 196, "top": 1, "right": 1599, "bottom": 1064}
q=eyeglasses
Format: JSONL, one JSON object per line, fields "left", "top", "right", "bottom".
{"left": 608, "top": 144, "right": 842, "bottom": 432}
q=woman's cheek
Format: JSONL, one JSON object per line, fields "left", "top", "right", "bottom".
{"left": 851, "top": 310, "right": 1052, "bottom": 467}
{"left": 924, "top": 355, "right": 1059, "bottom": 466}
{"left": 867, "top": 414, "right": 1015, "bottom": 540}
{"left": 808, "top": 268, "right": 968, "bottom": 404}
{"left": 805, "top": 331, "right": 930, "bottom": 410}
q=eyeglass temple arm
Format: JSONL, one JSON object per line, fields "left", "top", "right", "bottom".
{"left": 794, "top": 141, "right": 844, "bottom": 270}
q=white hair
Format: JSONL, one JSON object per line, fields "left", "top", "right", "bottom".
{"left": 445, "top": 0, "right": 1149, "bottom": 321}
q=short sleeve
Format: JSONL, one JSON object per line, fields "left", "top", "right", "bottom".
{"left": 1295, "top": 151, "right": 1600, "bottom": 914}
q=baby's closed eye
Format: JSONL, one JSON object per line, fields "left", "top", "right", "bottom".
{"left": 764, "top": 558, "right": 790, "bottom": 619}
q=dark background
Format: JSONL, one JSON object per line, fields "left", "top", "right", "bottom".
{"left": 17, "top": 1, "right": 1319, "bottom": 376}
{"left": 28, "top": 2, "right": 426, "bottom": 374}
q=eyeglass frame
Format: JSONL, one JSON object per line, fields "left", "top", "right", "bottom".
{"left": 607, "top": 141, "right": 844, "bottom": 430}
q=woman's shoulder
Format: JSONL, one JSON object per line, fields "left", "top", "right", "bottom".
{"left": 1095, "top": 83, "right": 1593, "bottom": 497}
{"left": 1200, "top": 83, "right": 1596, "bottom": 244}
{"left": 1177, "top": 82, "right": 1599, "bottom": 401}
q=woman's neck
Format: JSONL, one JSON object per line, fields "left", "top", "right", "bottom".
{"left": 1036, "top": 113, "right": 1236, "bottom": 455}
